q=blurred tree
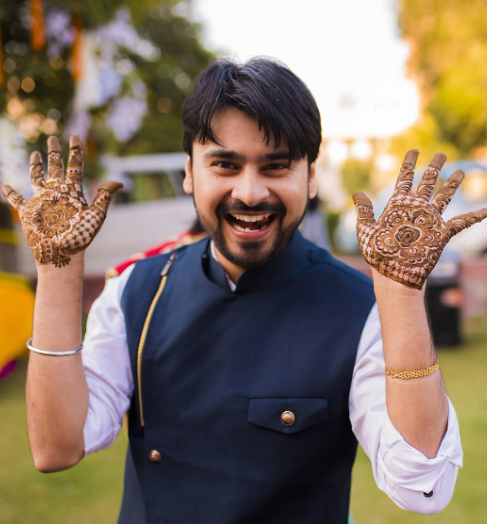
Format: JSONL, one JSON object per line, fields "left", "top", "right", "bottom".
{"left": 389, "top": 113, "right": 459, "bottom": 164}
{"left": 341, "top": 158, "right": 373, "bottom": 196}
{"left": 109, "top": 3, "right": 214, "bottom": 155}
{"left": 398, "top": 0, "right": 487, "bottom": 157}
{"left": 0, "top": 0, "right": 214, "bottom": 173}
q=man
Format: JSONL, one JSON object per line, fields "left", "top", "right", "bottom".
{"left": 2, "top": 58, "right": 486, "bottom": 524}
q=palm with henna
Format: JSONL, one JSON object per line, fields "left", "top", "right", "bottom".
{"left": 1, "top": 135, "right": 122, "bottom": 267}
{"left": 353, "top": 149, "right": 487, "bottom": 289}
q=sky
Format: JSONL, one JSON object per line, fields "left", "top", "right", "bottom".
{"left": 192, "top": 0, "right": 419, "bottom": 140}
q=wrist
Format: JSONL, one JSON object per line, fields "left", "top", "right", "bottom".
{"left": 36, "top": 252, "right": 85, "bottom": 277}
{"left": 36, "top": 255, "right": 85, "bottom": 290}
{"left": 372, "top": 268, "right": 426, "bottom": 299}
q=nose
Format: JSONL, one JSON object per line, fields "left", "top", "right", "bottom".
{"left": 231, "top": 168, "right": 270, "bottom": 207}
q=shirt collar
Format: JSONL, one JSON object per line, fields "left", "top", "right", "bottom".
{"left": 210, "top": 242, "right": 236, "bottom": 291}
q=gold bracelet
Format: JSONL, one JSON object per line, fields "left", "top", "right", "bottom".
{"left": 385, "top": 358, "right": 439, "bottom": 380}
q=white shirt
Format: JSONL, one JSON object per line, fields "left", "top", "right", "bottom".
{"left": 82, "top": 259, "right": 463, "bottom": 516}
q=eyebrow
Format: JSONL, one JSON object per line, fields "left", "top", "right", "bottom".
{"left": 203, "top": 149, "right": 291, "bottom": 162}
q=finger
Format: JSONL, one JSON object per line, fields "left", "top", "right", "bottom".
{"left": 47, "top": 136, "right": 64, "bottom": 182}
{"left": 432, "top": 169, "right": 465, "bottom": 214}
{"left": 66, "top": 135, "right": 83, "bottom": 185}
{"left": 416, "top": 152, "right": 447, "bottom": 201}
{"left": 352, "top": 191, "right": 375, "bottom": 224}
{"left": 1, "top": 185, "right": 26, "bottom": 210}
{"left": 91, "top": 181, "right": 124, "bottom": 214}
{"left": 447, "top": 208, "right": 487, "bottom": 237}
{"left": 393, "top": 149, "right": 419, "bottom": 196}
{"left": 29, "top": 151, "right": 46, "bottom": 193}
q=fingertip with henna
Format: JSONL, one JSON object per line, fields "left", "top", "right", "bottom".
{"left": 403, "top": 149, "right": 420, "bottom": 165}
{"left": 100, "top": 181, "right": 124, "bottom": 194}
{"left": 0, "top": 185, "right": 24, "bottom": 209}
{"left": 450, "top": 169, "right": 465, "bottom": 184}
{"left": 29, "top": 151, "right": 42, "bottom": 164}
{"left": 429, "top": 152, "right": 447, "bottom": 170}
{"left": 47, "top": 136, "right": 61, "bottom": 153}
{"left": 352, "top": 191, "right": 371, "bottom": 205}
{"left": 478, "top": 208, "right": 487, "bottom": 220}
{"left": 1, "top": 185, "right": 12, "bottom": 199}
{"left": 69, "top": 135, "right": 81, "bottom": 149}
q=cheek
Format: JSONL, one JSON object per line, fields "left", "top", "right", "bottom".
{"left": 193, "top": 175, "right": 230, "bottom": 215}
{"left": 277, "top": 180, "right": 308, "bottom": 221}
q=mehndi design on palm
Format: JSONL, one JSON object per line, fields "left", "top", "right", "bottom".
{"left": 1, "top": 136, "right": 122, "bottom": 268}
{"left": 353, "top": 150, "right": 487, "bottom": 289}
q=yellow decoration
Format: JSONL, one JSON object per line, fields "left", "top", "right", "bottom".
{"left": 0, "top": 15, "right": 4, "bottom": 88}
{"left": 72, "top": 13, "right": 84, "bottom": 81}
{"left": 0, "top": 229, "right": 19, "bottom": 245}
{"left": 30, "top": 0, "right": 45, "bottom": 52}
{"left": 0, "top": 272, "right": 35, "bottom": 369}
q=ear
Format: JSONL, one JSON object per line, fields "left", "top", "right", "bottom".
{"left": 308, "top": 162, "right": 317, "bottom": 199}
{"left": 183, "top": 156, "right": 193, "bottom": 195}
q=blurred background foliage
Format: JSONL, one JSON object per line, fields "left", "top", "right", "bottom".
{"left": 393, "top": 0, "right": 487, "bottom": 160}
{"left": 340, "top": 158, "right": 374, "bottom": 196}
{"left": 0, "top": 0, "right": 214, "bottom": 176}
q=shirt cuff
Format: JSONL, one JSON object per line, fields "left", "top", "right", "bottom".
{"left": 378, "top": 398, "right": 463, "bottom": 494}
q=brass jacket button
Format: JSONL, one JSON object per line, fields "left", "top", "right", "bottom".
{"left": 281, "top": 410, "right": 295, "bottom": 426}
{"left": 149, "top": 449, "right": 162, "bottom": 463}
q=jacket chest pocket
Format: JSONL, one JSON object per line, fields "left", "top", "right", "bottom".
{"left": 247, "top": 397, "right": 328, "bottom": 434}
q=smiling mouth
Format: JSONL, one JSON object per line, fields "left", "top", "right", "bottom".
{"left": 225, "top": 213, "right": 278, "bottom": 232}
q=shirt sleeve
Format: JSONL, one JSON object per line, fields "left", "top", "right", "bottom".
{"left": 349, "top": 303, "right": 463, "bottom": 514}
{"left": 82, "top": 265, "right": 135, "bottom": 455}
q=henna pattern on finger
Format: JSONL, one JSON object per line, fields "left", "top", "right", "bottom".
{"left": 432, "top": 170, "right": 464, "bottom": 215}
{"left": 66, "top": 145, "right": 83, "bottom": 185}
{"left": 393, "top": 160, "right": 416, "bottom": 197}
{"left": 3, "top": 186, "right": 26, "bottom": 209}
{"left": 416, "top": 166, "right": 440, "bottom": 201}
{"left": 447, "top": 210, "right": 487, "bottom": 236}
{"left": 47, "top": 149, "right": 64, "bottom": 181}
{"left": 432, "top": 180, "right": 461, "bottom": 215}
{"left": 30, "top": 155, "right": 46, "bottom": 192}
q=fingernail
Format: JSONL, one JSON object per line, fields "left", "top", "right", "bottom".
{"left": 404, "top": 149, "right": 420, "bottom": 166}
{"left": 69, "top": 135, "right": 81, "bottom": 148}
{"left": 47, "top": 136, "right": 61, "bottom": 152}
{"left": 450, "top": 169, "right": 465, "bottom": 183}
{"left": 29, "top": 151, "right": 41, "bottom": 163}
{"left": 430, "top": 152, "right": 447, "bottom": 169}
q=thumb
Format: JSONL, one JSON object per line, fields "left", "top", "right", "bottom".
{"left": 91, "top": 180, "right": 123, "bottom": 214}
{"left": 352, "top": 191, "right": 375, "bottom": 224}
{"left": 1, "top": 185, "right": 26, "bottom": 210}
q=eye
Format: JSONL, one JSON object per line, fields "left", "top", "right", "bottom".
{"left": 213, "top": 161, "right": 238, "bottom": 170}
{"left": 264, "top": 163, "right": 289, "bottom": 171}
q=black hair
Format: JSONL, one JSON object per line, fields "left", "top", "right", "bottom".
{"left": 182, "top": 57, "right": 322, "bottom": 164}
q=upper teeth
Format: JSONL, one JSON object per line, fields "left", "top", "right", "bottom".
{"left": 231, "top": 213, "right": 271, "bottom": 222}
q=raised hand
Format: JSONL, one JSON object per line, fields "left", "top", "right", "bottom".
{"left": 353, "top": 150, "right": 487, "bottom": 289}
{"left": 1, "top": 136, "right": 122, "bottom": 268}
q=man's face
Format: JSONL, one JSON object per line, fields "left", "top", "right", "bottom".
{"left": 183, "top": 107, "right": 317, "bottom": 272}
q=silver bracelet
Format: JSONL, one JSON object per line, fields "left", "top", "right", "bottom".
{"left": 26, "top": 338, "right": 83, "bottom": 356}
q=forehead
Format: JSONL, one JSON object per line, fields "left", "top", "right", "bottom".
{"left": 194, "top": 106, "right": 286, "bottom": 158}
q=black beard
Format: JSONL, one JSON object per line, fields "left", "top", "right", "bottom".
{"left": 194, "top": 198, "right": 308, "bottom": 269}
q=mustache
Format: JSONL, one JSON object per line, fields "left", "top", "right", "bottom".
{"left": 217, "top": 199, "right": 286, "bottom": 216}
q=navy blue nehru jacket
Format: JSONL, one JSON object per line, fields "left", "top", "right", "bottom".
{"left": 118, "top": 231, "right": 375, "bottom": 524}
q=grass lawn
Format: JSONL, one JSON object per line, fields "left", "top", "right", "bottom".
{"left": 1, "top": 318, "right": 486, "bottom": 524}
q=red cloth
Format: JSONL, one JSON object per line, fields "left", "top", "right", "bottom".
{"left": 105, "top": 230, "right": 207, "bottom": 280}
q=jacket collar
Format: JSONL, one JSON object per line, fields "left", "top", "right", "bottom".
{"left": 203, "top": 231, "right": 310, "bottom": 293}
